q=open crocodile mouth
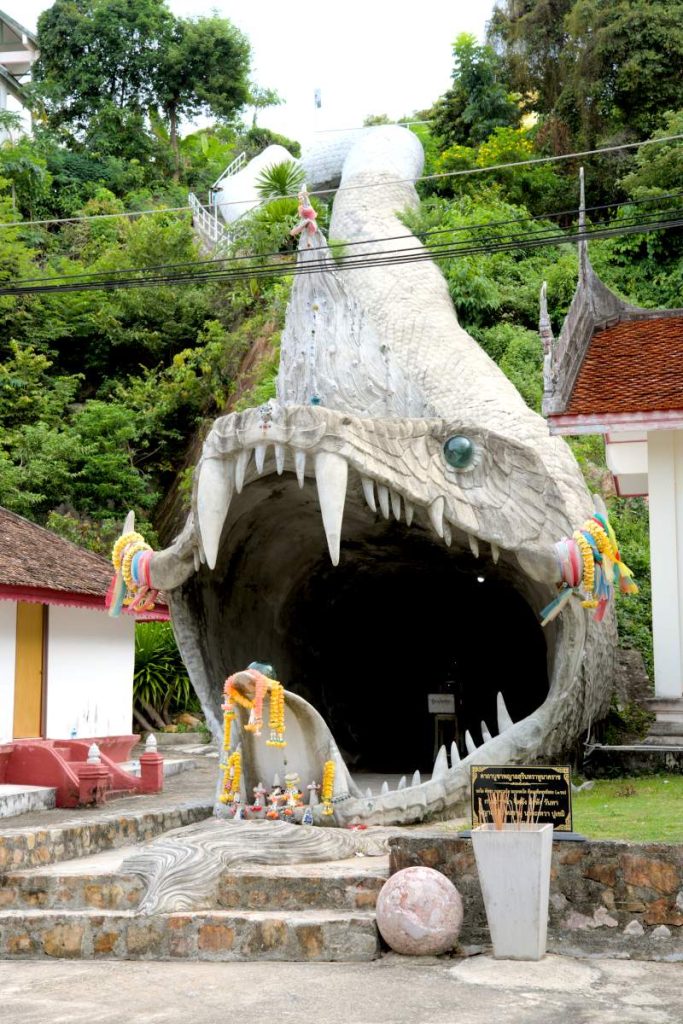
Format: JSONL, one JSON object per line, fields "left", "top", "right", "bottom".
{"left": 153, "top": 402, "right": 588, "bottom": 826}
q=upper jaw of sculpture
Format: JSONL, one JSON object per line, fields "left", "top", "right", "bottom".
{"left": 148, "top": 399, "right": 589, "bottom": 826}
{"left": 184, "top": 401, "right": 568, "bottom": 578}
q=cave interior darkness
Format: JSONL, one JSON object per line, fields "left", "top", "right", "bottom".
{"left": 187, "top": 475, "right": 550, "bottom": 774}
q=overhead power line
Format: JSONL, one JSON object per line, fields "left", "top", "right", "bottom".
{"left": 0, "top": 210, "right": 680, "bottom": 297}
{"left": 7, "top": 191, "right": 683, "bottom": 290}
{"left": 0, "top": 132, "right": 681, "bottom": 230}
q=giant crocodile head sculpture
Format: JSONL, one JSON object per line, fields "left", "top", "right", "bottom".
{"left": 148, "top": 127, "right": 616, "bottom": 825}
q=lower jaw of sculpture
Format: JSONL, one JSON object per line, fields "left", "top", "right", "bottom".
{"left": 168, "top": 453, "right": 584, "bottom": 827}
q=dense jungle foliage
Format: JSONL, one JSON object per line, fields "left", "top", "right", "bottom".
{"left": 1, "top": 0, "right": 681, "bottom": 683}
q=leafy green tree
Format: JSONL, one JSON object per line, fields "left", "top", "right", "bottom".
{"left": 34, "top": 0, "right": 173, "bottom": 135}
{"left": 488, "top": 0, "right": 574, "bottom": 117}
{"left": 489, "top": 0, "right": 683, "bottom": 147}
{"left": 431, "top": 33, "right": 520, "bottom": 148}
{"left": 248, "top": 86, "right": 283, "bottom": 128}
{"left": 155, "top": 16, "right": 251, "bottom": 175}
{"left": 33, "top": 0, "right": 251, "bottom": 169}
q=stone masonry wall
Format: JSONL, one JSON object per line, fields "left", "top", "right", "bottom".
{"left": 389, "top": 834, "right": 683, "bottom": 961}
{"left": 0, "top": 802, "right": 211, "bottom": 872}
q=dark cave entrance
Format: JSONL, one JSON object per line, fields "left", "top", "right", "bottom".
{"left": 281, "top": 531, "right": 549, "bottom": 774}
{"left": 192, "top": 476, "right": 551, "bottom": 775}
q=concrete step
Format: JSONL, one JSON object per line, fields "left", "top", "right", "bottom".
{"left": 121, "top": 757, "right": 202, "bottom": 779}
{"left": 0, "top": 800, "right": 212, "bottom": 871}
{"left": 0, "top": 907, "right": 380, "bottom": 961}
{"left": 1, "top": 849, "right": 389, "bottom": 913}
{"left": 0, "top": 785, "right": 56, "bottom": 820}
{"left": 218, "top": 858, "right": 388, "bottom": 912}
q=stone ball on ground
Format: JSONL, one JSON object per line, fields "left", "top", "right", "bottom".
{"left": 376, "top": 866, "right": 463, "bottom": 956}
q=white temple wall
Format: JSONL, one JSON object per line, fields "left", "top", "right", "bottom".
{"left": 44, "top": 605, "right": 135, "bottom": 738}
{"left": 0, "top": 600, "right": 17, "bottom": 743}
{"left": 648, "top": 429, "right": 683, "bottom": 699}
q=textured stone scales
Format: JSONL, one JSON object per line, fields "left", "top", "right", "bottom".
{"left": 148, "top": 126, "right": 616, "bottom": 828}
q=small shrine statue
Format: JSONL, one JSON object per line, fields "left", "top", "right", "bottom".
{"left": 284, "top": 771, "right": 303, "bottom": 808}
{"left": 252, "top": 782, "right": 267, "bottom": 809}
{"left": 290, "top": 189, "right": 318, "bottom": 246}
{"left": 307, "top": 780, "right": 321, "bottom": 806}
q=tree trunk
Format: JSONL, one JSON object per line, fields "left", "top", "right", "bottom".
{"left": 133, "top": 707, "right": 157, "bottom": 734}
{"left": 140, "top": 699, "right": 167, "bottom": 731}
{"left": 170, "top": 105, "right": 180, "bottom": 181}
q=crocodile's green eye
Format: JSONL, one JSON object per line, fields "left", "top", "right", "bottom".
{"left": 443, "top": 435, "right": 475, "bottom": 469}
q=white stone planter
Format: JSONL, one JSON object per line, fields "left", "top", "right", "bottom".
{"left": 471, "top": 822, "right": 553, "bottom": 960}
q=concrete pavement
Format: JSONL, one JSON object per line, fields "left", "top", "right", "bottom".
{"left": 0, "top": 953, "right": 680, "bottom": 1024}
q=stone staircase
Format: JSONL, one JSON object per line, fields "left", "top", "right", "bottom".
{"left": 0, "top": 848, "right": 388, "bottom": 961}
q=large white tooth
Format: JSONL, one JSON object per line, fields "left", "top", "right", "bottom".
{"left": 314, "top": 452, "right": 348, "bottom": 566}
{"left": 468, "top": 534, "right": 479, "bottom": 558}
{"left": 481, "top": 720, "right": 493, "bottom": 743}
{"left": 465, "top": 730, "right": 477, "bottom": 755}
{"left": 411, "top": 770, "right": 421, "bottom": 787}
{"left": 398, "top": 775, "right": 407, "bottom": 790}
{"left": 432, "top": 745, "right": 448, "bottom": 781}
{"left": 491, "top": 542, "right": 500, "bottom": 564}
{"left": 365, "top": 787, "right": 373, "bottom": 799}
{"left": 235, "top": 449, "right": 250, "bottom": 493}
{"left": 361, "top": 476, "right": 376, "bottom": 512}
{"left": 196, "top": 458, "right": 234, "bottom": 571}
{"left": 429, "top": 497, "right": 445, "bottom": 538}
{"left": 405, "top": 502, "right": 414, "bottom": 527}
{"left": 377, "top": 484, "right": 390, "bottom": 519}
{"left": 295, "top": 450, "right": 306, "bottom": 488}
{"left": 497, "top": 692, "right": 514, "bottom": 733}
{"left": 443, "top": 522, "right": 452, "bottom": 547}
{"left": 390, "top": 489, "right": 401, "bottom": 520}
{"left": 450, "top": 741, "right": 460, "bottom": 766}
{"left": 275, "top": 444, "right": 285, "bottom": 475}
{"left": 254, "top": 444, "right": 267, "bottom": 475}
{"left": 380, "top": 781, "right": 389, "bottom": 795}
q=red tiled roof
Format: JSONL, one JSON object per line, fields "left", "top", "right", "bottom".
{"left": 0, "top": 506, "right": 112, "bottom": 598}
{"left": 564, "top": 316, "right": 683, "bottom": 416}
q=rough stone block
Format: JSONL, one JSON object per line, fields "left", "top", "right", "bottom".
{"left": 198, "top": 923, "right": 235, "bottom": 953}
{"left": 126, "top": 922, "right": 164, "bottom": 956}
{"left": 42, "top": 924, "right": 85, "bottom": 958}
{"left": 621, "top": 855, "right": 679, "bottom": 895}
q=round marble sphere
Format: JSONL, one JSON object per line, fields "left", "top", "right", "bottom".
{"left": 376, "top": 867, "right": 463, "bottom": 956}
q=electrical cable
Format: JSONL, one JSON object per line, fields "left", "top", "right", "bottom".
{"left": 0, "top": 131, "right": 681, "bottom": 230}
{"left": 0, "top": 211, "right": 679, "bottom": 297}
{"left": 7, "top": 190, "right": 683, "bottom": 289}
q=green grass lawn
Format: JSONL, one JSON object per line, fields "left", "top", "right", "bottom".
{"left": 572, "top": 776, "right": 683, "bottom": 842}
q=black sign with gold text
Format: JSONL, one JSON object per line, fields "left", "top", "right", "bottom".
{"left": 471, "top": 765, "right": 573, "bottom": 831}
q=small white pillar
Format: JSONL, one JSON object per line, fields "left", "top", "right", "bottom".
{"left": 647, "top": 430, "right": 683, "bottom": 699}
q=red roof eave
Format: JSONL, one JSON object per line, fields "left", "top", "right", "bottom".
{"left": 548, "top": 409, "right": 683, "bottom": 436}
{"left": 0, "top": 583, "right": 169, "bottom": 621}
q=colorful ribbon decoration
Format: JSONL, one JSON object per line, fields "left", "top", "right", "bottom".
{"left": 107, "top": 530, "right": 160, "bottom": 616}
{"left": 540, "top": 509, "right": 638, "bottom": 626}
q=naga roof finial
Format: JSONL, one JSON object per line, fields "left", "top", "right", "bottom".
{"left": 578, "top": 166, "right": 590, "bottom": 286}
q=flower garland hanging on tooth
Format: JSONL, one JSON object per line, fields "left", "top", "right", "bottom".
{"left": 540, "top": 502, "right": 638, "bottom": 626}
{"left": 107, "top": 521, "right": 161, "bottom": 616}
{"left": 321, "top": 759, "right": 336, "bottom": 816}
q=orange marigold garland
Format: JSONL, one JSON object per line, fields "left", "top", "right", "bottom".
{"left": 219, "top": 750, "right": 242, "bottom": 804}
{"left": 266, "top": 681, "right": 286, "bottom": 748}
{"left": 321, "top": 759, "right": 335, "bottom": 816}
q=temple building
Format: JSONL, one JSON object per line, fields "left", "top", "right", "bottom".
{"left": 0, "top": 506, "right": 166, "bottom": 745}
{"left": 0, "top": 9, "right": 38, "bottom": 116}
{"left": 541, "top": 172, "right": 683, "bottom": 743}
